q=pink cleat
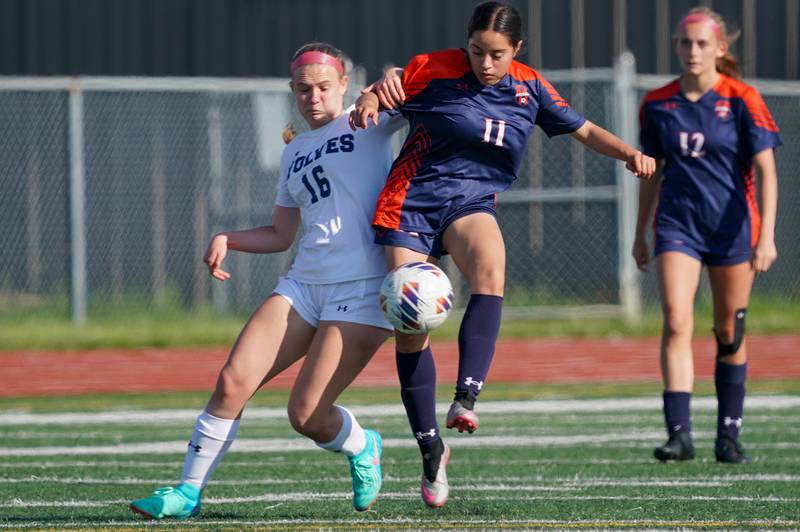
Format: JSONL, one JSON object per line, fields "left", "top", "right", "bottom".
{"left": 420, "top": 443, "right": 450, "bottom": 508}
{"left": 446, "top": 401, "right": 479, "bottom": 433}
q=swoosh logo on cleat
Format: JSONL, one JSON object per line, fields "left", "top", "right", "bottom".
{"left": 371, "top": 436, "right": 379, "bottom": 465}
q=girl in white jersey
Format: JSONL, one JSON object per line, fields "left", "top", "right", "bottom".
{"left": 129, "top": 42, "right": 406, "bottom": 519}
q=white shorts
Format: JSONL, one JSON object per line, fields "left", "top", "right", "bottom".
{"left": 273, "top": 276, "right": 393, "bottom": 330}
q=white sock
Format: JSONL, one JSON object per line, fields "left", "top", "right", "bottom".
{"left": 315, "top": 405, "right": 366, "bottom": 457}
{"left": 180, "top": 410, "right": 240, "bottom": 489}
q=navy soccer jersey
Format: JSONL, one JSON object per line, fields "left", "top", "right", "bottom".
{"left": 372, "top": 48, "right": 586, "bottom": 233}
{"left": 639, "top": 75, "right": 781, "bottom": 259}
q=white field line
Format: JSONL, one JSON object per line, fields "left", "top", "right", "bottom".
{"left": 0, "top": 476, "right": 739, "bottom": 488}
{"left": 2, "top": 492, "right": 799, "bottom": 509}
{"left": 1, "top": 518, "right": 799, "bottom": 530}
{"left": 3, "top": 430, "right": 799, "bottom": 457}
{"left": 2, "top": 473, "right": 798, "bottom": 485}
{"left": 9, "top": 425, "right": 800, "bottom": 444}
{"left": 0, "top": 431, "right": 670, "bottom": 456}
{"left": 0, "top": 457, "right": 677, "bottom": 468}
{"left": 2, "top": 395, "right": 798, "bottom": 426}
{"left": 4, "top": 455, "right": 800, "bottom": 469}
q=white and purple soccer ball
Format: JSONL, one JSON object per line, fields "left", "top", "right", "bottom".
{"left": 379, "top": 261, "right": 454, "bottom": 335}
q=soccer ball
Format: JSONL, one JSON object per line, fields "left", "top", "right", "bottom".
{"left": 379, "top": 261, "right": 454, "bottom": 335}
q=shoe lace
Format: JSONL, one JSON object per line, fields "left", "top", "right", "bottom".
{"left": 152, "top": 486, "right": 176, "bottom": 497}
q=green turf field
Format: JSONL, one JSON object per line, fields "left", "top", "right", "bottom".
{"left": 1, "top": 384, "right": 798, "bottom": 530}
{"left": 1, "top": 296, "right": 798, "bottom": 350}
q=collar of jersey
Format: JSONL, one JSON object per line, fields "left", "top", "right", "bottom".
{"left": 300, "top": 109, "right": 347, "bottom": 139}
{"left": 676, "top": 75, "right": 725, "bottom": 105}
{"left": 464, "top": 70, "right": 513, "bottom": 91}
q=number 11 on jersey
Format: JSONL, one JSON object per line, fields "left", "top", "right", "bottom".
{"left": 483, "top": 118, "right": 506, "bottom": 147}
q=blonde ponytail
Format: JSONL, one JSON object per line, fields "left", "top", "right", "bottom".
{"left": 282, "top": 123, "right": 297, "bottom": 144}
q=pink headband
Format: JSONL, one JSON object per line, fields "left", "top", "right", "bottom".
{"left": 680, "top": 13, "right": 723, "bottom": 39}
{"left": 290, "top": 51, "right": 344, "bottom": 76}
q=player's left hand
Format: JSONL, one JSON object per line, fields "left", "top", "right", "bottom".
{"left": 625, "top": 151, "right": 656, "bottom": 179}
{"left": 751, "top": 238, "right": 777, "bottom": 272}
{"left": 366, "top": 67, "right": 404, "bottom": 109}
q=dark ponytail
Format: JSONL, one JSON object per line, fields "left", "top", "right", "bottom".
{"left": 467, "top": 1, "right": 523, "bottom": 47}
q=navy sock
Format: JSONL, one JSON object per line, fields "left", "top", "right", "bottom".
{"left": 715, "top": 361, "right": 747, "bottom": 441}
{"left": 396, "top": 346, "right": 440, "bottom": 449}
{"left": 455, "top": 294, "right": 503, "bottom": 408}
{"left": 663, "top": 391, "right": 691, "bottom": 435}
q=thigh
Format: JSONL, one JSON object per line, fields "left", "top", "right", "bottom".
{"left": 657, "top": 251, "right": 703, "bottom": 319}
{"left": 708, "top": 261, "right": 755, "bottom": 327}
{"left": 218, "top": 294, "right": 315, "bottom": 395}
{"left": 319, "top": 278, "right": 393, "bottom": 331}
{"left": 290, "top": 321, "right": 391, "bottom": 413}
{"left": 442, "top": 211, "right": 505, "bottom": 295}
{"left": 384, "top": 245, "right": 438, "bottom": 269}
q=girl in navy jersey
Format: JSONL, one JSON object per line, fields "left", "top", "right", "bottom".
{"left": 351, "top": 1, "right": 655, "bottom": 507}
{"left": 635, "top": 7, "right": 780, "bottom": 464}
{"left": 129, "top": 42, "right": 406, "bottom": 519}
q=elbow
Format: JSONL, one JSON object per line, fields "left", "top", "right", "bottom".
{"left": 276, "top": 236, "right": 295, "bottom": 252}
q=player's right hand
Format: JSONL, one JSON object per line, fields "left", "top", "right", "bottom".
{"left": 204, "top": 233, "right": 231, "bottom": 281}
{"left": 625, "top": 151, "right": 656, "bottom": 180}
{"left": 632, "top": 235, "right": 651, "bottom": 272}
{"left": 364, "top": 67, "right": 404, "bottom": 109}
{"left": 349, "top": 93, "right": 380, "bottom": 130}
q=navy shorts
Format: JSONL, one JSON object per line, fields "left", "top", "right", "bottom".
{"left": 374, "top": 194, "right": 497, "bottom": 259}
{"left": 654, "top": 231, "right": 751, "bottom": 267}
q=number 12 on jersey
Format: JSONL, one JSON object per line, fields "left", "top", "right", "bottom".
{"left": 679, "top": 131, "right": 706, "bottom": 158}
{"left": 483, "top": 119, "right": 506, "bottom": 147}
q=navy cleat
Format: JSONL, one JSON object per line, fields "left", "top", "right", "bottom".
{"left": 654, "top": 431, "right": 695, "bottom": 462}
{"left": 715, "top": 437, "right": 750, "bottom": 464}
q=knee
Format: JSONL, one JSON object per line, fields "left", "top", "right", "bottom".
{"left": 662, "top": 311, "right": 693, "bottom": 339}
{"left": 714, "top": 324, "right": 736, "bottom": 344}
{"left": 715, "top": 308, "right": 747, "bottom": 357}
{"left": 469, "top": 264, "right": 505, "bottom": 294}
{"left": 286, "top": 399, "right": 323, "bottom": 439}
{"left": 215, "top": 366, "right": 252, "bottom": 405}
{"left": 395, "top": 331, "right": 429, "bottom": 353}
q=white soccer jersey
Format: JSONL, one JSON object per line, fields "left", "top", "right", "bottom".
{"left": 276, "top": 107, "right": 406, "bottom": 284}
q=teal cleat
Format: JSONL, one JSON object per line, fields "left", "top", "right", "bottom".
{"left": 129, "top": 483, "right": 202, "bottom": 519}
{"left": 347, "top": 429, "right": 383, "bottom": 511}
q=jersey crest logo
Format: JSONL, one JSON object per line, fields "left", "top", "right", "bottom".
{"left": 662, "top": 101, "right": 678, "bottom": 110}
{"left": 714, "top": 100, "right": 732, "bottom": 119}
{"left": 515, "top": 84, "right": 530, "bottom": 106}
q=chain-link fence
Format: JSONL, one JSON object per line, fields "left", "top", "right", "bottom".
{"left": 633, "top": 74, "right": 800, "bottom": 310}
{"left": 1, "top": 59, "right": 798, "bottom": 326}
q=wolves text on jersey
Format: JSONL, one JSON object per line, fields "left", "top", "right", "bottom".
{"left": 288, "top": 133, "right": 354, "bottom": 176}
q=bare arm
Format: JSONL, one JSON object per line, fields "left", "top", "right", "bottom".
{"left": 632, "top": 160, "right": 664, "bottom": 272}
{"left": 570, "top": 120, "right": 656, "bottom": 179}
{"left": 751, "top": 148, "right": 778, "bottom": 272}
{"left": 203, "top": 206, "right": 301, "bottom": 281}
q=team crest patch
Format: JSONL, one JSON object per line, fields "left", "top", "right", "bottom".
{"left": 715, "top": 99, "right": 731, "bottom": 119}
{"left": 515, "top": 84, "right": 530, "bottom": 106}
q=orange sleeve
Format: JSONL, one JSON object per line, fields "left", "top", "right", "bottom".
{"left": 742, "top": 86, "right": 779, "bottom": 133}
{"left": 401, "top": 49, "right": 470, "bottom": 102}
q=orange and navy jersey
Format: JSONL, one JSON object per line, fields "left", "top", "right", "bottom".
{"left": 639, "top": 75, "right": 781, "bottom": 252}
{"left": 373, "top": 48, "right": 585, "bottom": 232}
